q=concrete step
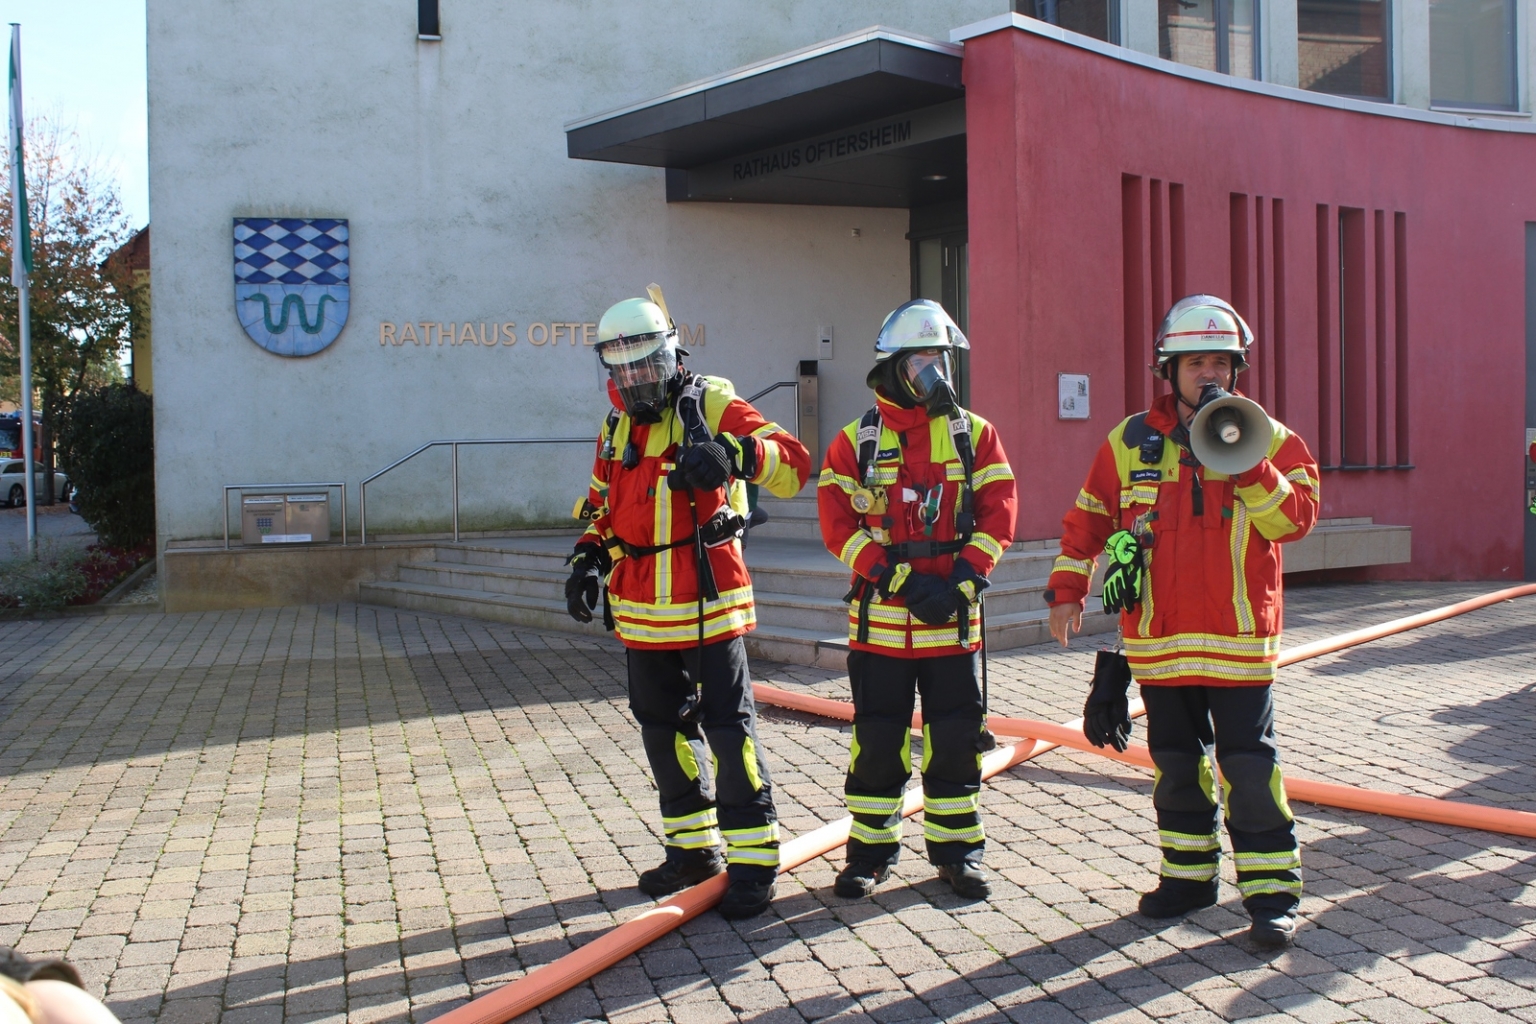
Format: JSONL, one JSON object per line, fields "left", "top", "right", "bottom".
{"left": 397, "top": 561, "right": 565, "bottom": 599}
{"left": 359, "top": 579, "right": 612, "bottom": 638}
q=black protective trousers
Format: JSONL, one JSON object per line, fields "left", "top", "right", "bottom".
{"left": 1141, "top": 683, "right": 1302, "bottom": 915}
{"left": 626, "top": 635, "right": 779, "bottom": 884}
{"left": 845, "top": 650, "right": 986, "bottom": 868}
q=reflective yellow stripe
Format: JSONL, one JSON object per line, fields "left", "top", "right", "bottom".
{"left": 968, "top": 531, "right": 1004, "bottom": 563}
{"left": 722, "top": 822, "right": 779, "bottom": 846}
{"left": 673, "top": 734, "right": 701, "bottom": 782}
{"left": 653, "top": 469, "right": 673, "bottom": 602}
{"left": 1122, "top": 633, "right": 1281, "bottom": 659}
{"left": 819, "top": 467, "right": 861, "bottom": 493}
{"left": 1131, "top": 658, "right": 1277, "bottom": 683}
{"left": 1075, "top": 488, "right": 1109, "bottom": 516}
{"left": 1159, "top": 830, "right": 1219, "bottom": 852}
{"left": 923, "top": 794, "right": 980, "bottom": 816}
{"left": 742, "top": 736, "right": 763, "bottom": 793}
{"left": 667, "top": 828, "right": 722, "bottom": 850}
{"left": 973, "top": 463, "right": 1014, "bottom": 488}
{"left": 663, "top": 808, "right": 718, "bottom": 833}
{"left": 839, "top": 531, "right": 874, "bottom": 569}
{"left": 923, "top": 821, "right": 985, "bottom": 844}
{"left": 850, "top": 820, "right": 903, "bottom": 845}
{"left": 1234, "top": 851, "right": 1301, "bottom": 871}
{"left": 846, "top": 794, "right": 902, "bottom": 815}
{"left": 1160, "top": 859, "right": 1219, "bottom": 881}
{"left": 725, "top": 847, "right": 780, "bottom": 867}
{"left": 1052, "top": 554, "right": 1095, "bottom": 578}
{"left": 1238, "top": 877, "right": 1302, "bottom": 896}
{"left": 1230, "top": 499, "right": 1255, "bottom": 633}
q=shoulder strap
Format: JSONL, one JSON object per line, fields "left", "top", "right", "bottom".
{"left": 948, "top": 409, "right": 976, "bottom": 540}
{"left": 674, "top": 373, "right": 713, "bottom": 447}
{"left": 855, "top": 406, "right": 882, "bottom": 486}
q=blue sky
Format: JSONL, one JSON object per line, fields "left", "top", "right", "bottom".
{"left": 2, "top": 0, "right": 148, "bottom": 229}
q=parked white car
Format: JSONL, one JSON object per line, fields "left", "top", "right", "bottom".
{"left": 1, "top": 459, "right": 71, "bottom": 507}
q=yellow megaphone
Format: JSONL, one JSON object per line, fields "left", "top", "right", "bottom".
{"left": 1189, "top": 386, "right": 1273, "bottom": 475}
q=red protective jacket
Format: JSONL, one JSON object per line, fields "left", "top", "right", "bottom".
{"left": 1047, "top": 393, "right": 1320, "bottom": 686}
{"left": 819, "top": 395, "right": 1017, "bottom": 657}
{"left": 580, "top": 375, "right": 811, "bottom": 650}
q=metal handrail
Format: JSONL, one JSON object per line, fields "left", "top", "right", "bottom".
{"left": 745, "top": 380, "right": 798, "bottom": 404}
{"left": 223, "top": 482, "right": 348, "bottom": 550}
{"left": 359, "top": 438, "right": 592, "bottom": 545}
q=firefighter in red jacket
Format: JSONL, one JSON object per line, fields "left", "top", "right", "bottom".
{"left": 1047, "top": 295, "right": 1319, "bottom": 947}
{"left": 564, "top": 289, "right": 811, "bottom": 920}
{"left": 818, "top": 300, "right": 1017, "bottom": 900}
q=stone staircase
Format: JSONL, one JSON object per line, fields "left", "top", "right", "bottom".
{"left": 359, "top": 493, "right": 1116, "bottom": 668}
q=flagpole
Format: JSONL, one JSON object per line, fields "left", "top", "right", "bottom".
{"left": 9, "top": 23, "right": 34, "bottom": 558}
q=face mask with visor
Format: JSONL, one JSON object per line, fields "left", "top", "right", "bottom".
{"left": 596, "top": 330, "right": 679, "bottom": 422}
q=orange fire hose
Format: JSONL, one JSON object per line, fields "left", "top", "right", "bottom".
{"left": 433, "top": 583, "right": 1536, "bottom": 1022}
{"left": 432, "top": 719, "right": 1081, "bottom": 1024}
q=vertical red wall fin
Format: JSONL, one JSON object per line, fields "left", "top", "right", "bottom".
{"left": 1340, "top": 207, "right": 1369, "bottom": 467}
{"left": 1394, "top": 212, "right": 1410, "bottom": 466}
{"left": 1123, "top": 174, "right": 1147, "bottom": 417}
{"left": 1374, "top": 210, "right": 1392, "bottom": 467}
{"left": 1150, "top": 179, "right": 1166, "bottom": 336}
{"left": 1255, "top": 197, "right": 1270, "bottom": 409}
{"left": 1316, "top": 204, "right": 1336, "bottom": 467}
{"left": 1272, "top": 198, "right": 1287, "bottom": 422}
{"left": 1170, "top": 183, "right": 1187, "bottom": 297}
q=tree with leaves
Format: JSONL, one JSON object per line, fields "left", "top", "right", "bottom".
{"left": 1, "top": 117, "right": 133, "bottom": 503}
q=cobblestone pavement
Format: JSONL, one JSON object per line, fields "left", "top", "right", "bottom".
{"left": 0, "top": 582, "right": 1534, "bottom": 1024}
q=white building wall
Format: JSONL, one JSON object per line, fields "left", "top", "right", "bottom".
{"left": 147, "top": 0, "right": 1003, "bottom": 542}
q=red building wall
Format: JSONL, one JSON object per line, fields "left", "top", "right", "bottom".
{"left": 964, "top": 25, "right": 1536, "bottom": 580}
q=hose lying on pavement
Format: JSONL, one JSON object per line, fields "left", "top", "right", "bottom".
{"left": 429, "top": 707, "right": 1133, "bottom": 1024}
{"left": 432, "top": 583, "right": 1536, "bottom": 1023}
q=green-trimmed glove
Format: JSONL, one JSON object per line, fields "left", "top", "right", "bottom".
{"left": 1101, "top": 529, "right": 1144, "bottom": 614}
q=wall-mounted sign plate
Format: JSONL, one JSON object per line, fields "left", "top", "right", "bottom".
{"left": 1058, "top": 373, "right": 1090, "bottom": 420}
{"left": 234, "top": 218, "right": 349, "bottom": 357}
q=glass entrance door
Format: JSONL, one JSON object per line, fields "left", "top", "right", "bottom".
{"left": 912, "top": 234, "right": 970, "bottom": 406}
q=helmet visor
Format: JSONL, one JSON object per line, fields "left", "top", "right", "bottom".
{"left": 597, "top": 332, "right": 678, "bottom": 414}
{"left": 899, "top": 349, "right": 953, "bottom": 402}
{"left": 596, "top": 331, "right": 669, "bottom": 368}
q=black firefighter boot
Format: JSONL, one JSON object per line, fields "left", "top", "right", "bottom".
{"left": 638, "top": 849, "right": 724, "bottom": 898}
{"left": 718, "top": 872, "right": 777, "bottom": 919}
{"left": 935, "top": 856, "right": 992, "bottom": 900}
{"left": 1138, "top": 878, "right": 1219, "bottom": 919}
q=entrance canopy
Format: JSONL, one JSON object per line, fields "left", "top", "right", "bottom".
{"left": 565, "top": 27, "right": 965, "bottom": 208}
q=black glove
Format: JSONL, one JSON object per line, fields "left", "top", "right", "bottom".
{"left": 715, "top": 432, "right": 761, "bottom": 480}
{"left": 902, "top": 571, "right": 959, "bottom": 625}
{"left": 676, "top": 441, "right": 731, "bottom": 490}
{"left": 949, "top": 559, "right": 991, "bottom": 606}
{"left": 1083, "top": 649, "right": 1134, "bottom": 752}
{"left": 563, "top": 544, "right": 610, "bottom": 623}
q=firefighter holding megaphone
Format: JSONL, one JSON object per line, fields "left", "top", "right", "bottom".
{"left": 1046, "top": 295, "right": 1320, "bottom": 948}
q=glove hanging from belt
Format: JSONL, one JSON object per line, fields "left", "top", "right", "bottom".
{"left": 1083, "top": 649, "right": 1134, "bottom": 752}
{"left": 1101, "top": 529, "right": 1144, "bottom": 614}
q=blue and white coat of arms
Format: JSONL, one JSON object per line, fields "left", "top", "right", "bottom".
{"left": 234, "top": 218, "right": 349, "bottom": 357}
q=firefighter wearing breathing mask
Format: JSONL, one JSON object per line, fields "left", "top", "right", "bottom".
{"left": 564, "top": 290, "right": 811, "bottom": 920}
{"left": 817, "top": 299, "right": 1017, "bottom": 901}
{"left": 1046, "top": 295, "right": 1319, "bottom": 948}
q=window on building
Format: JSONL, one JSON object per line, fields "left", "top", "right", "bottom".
{"left": 1159, "top": 0, "right": 1259, "bottom": 79}
{"left": 1431, "top": 0, "right": 1517, "bottom": 109}
{"left": 1018, "top": 0, "right": 1120, "bottom": 44}
{"left": 1298, "top": 0, "right": 1390, "bottom": 99}
{"left": 418, "top": 0, "right": 441, "bottom": 39}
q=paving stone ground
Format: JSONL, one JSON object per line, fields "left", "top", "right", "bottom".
{"left": 0, "top": 581, "right": 1534, "bottom": 1024}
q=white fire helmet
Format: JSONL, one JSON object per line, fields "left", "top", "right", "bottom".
{"left": 595, "top": 297, "right": 681, "bottom": 421}
{"left": 866, "top": 299, "right": 968, "bottom": 411}
{"left": 1153, "top": 294, "right": 1252, "bottom": 378}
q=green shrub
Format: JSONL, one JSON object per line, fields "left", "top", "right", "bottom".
{"left": 54, "top": 384, "right": 155, "bottom": 549}
{"left": 0, "top": 542, "right": 88, "bottom": 611}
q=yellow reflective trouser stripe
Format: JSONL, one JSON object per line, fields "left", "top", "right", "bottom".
{"left": 1159, "top": 830, "right": 1220, "bottom": 852}
{"left": 722, "top": 823, "right": 779, "bottom": 847}
{"left": 850, "top": 820, "right": 902, "bottom": 845}
{"left": 1234, "top": 851, "right": 1301, "bottom": 871}
{"left": 1160, "top": 859, "right": 1219, "bottom": 881}
{"left": 726, "top": 847, "right": 780, "bottom": 867}
{"left": 674, "top": 733, "right": 700, "bottom": 782}
{"left": 662, "top": 808, "right": 718, "bottom": 834}
{"left": 667, "top": 828, "right": 722, "bottom": 850}
{"left": 923, "top": 821, "right": 985, "bottom": 844}
{"left": 924, "top": 794, "right": 980, "bottom": 816}
{"left": 742, "top": 736, "right": 763, "bottom": 792}
{"left": 1238, "top": 877, "right": 1303, "bottom": 897}
{"left": 847, "top": 794, "right": 902, "bottom": 815}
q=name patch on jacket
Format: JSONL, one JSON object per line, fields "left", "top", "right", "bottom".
{"left": 1130, "top": 469, "right": 1162, "bottom": 482}
{"left": 877, "top": 447, "right": 900, "bottom": 460}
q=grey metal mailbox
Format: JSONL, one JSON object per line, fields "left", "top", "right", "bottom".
{"left": 240, "top": 495, "right": 285, "bottom": 545}
{"left": 284, "top": 494, "right": 331, "bottom": 543}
